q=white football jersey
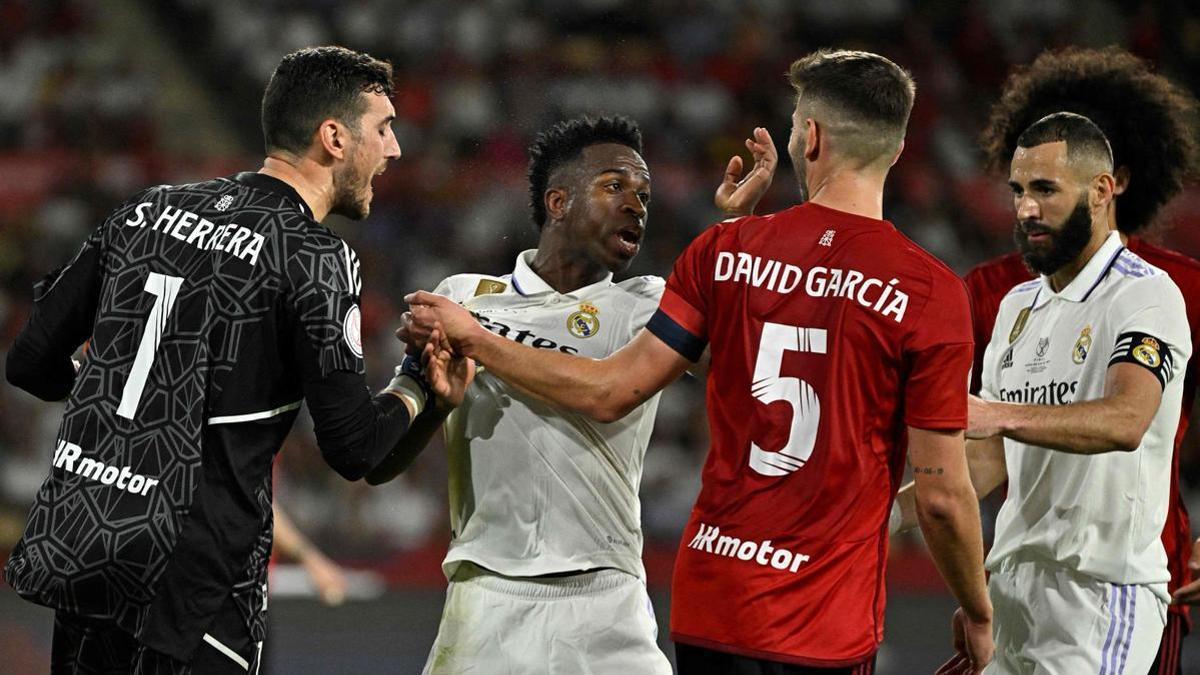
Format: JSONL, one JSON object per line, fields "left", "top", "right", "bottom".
{"left": 981, "top": 232, "right": 1191, "bottom": 601}
{"left": 433, "top": 250, "right": 665, "bottom": 580}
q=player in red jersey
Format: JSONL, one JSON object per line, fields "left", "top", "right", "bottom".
{"left": 407, "top": 50, "right": 993, "bottom": 674}
{"left": 890, "top": 47, "right": 1199, "bottom": 673}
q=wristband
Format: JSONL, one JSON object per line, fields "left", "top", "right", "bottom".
{"left": 385, "top": 355, "right": 433, "bottom": 417}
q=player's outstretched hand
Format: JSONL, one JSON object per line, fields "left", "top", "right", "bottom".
{"left": 714, "top": 126, "right": 777, "bottom": 217}
{"left": 421, "top": 323, "right": 475, "bottom": 411}
{"left": 950, "top": 607, "right": 993, "bottom": 673}
{"left": 966, "top": 395, "right": 1004, "bottom": 440}
{"left": 405, "top": 291, "right": 484, "bottom": 354}
{"left": 1172, "top": 536, "right": 1200, "bottom": 604}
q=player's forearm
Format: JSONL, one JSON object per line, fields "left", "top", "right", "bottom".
{"left": 306, "top": 372, "right": 416, "bottom": 481}
{"left": 987, "top": 398, "right": 1149, "bottom": 454}
{"left": 364, "top": 407, "right": 449, "bottom": 485}
{"left": 915, "top": 482, "right": 992, "bottom": 622}
{"left": 965, "top": 437, "right": 1007, "bottom": 500}
{"left": 463, "top": 329, "right": 637, "bottom": 423}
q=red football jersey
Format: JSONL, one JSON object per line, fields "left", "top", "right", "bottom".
{"left": 648, "top": 202, "right": 973, "bottom": 666}
{"left": 963, "top": 237, "right": 1199, "bottom": 625}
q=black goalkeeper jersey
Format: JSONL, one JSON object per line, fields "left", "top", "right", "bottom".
{"left": 5, "top": 172, "right": 410, "bottom": 660}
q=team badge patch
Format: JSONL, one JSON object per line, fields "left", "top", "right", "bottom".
{"left": 567, "top": 303, "right": 600, "bottom": 339}
{"left": 474, "top": 280, "right": 507, "bottom": 297}
{"left": 1072, "top": 325, "right": 1092, "bottom": 364}
{"left": 343, "top": 304, "right": 363, "bottom": 358}
{"left": 1009, "top": 307, "right": 1030, "bottom": 344}
{"left": 1133, "top": 341, "right": 1161, "bottom": 368}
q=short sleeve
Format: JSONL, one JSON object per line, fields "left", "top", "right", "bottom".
{"left": 904, "top": 274, "right": 974, "bottom": 430}
{"left": 626, "top": 276, "right": 665, "bottom": 335}
{"left": 964, "top": 267, "right": 999, "bottom": 396}
{"left": 288, "top": 238, "right": 365, "bottom": 380}
{"left": 1106, "top": 277, "right": 1190, "bottom": 390}
{"left": 646, "top": 224, "right": 722, "bottom": 362}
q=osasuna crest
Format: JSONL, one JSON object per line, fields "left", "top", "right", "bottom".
{"left": 567, "top": 303, "right": 600, "bottom": 339}
{"left": 1072, "top": 325, "right": 1092, "bottom": 364}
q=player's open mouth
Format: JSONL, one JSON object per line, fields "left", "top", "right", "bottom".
{"left": 614, "top": 227, "right": 643, "bottom": 257}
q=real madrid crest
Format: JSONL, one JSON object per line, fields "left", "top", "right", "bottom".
{"left": 1072, "top": 325, "right": 1092, "bottom": 364}
{"left": 1133, "top": 337, "right": 1162, "bottom": 368}
{"left": 567, "top": 302, "right": 600, "bottom": 339}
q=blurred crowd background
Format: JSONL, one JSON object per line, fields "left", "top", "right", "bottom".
{"left": 2, "top": 0, "right": 1200, "bottom": 671}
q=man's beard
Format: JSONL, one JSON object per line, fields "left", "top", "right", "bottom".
{"left": 789, "top": 145, "right": 809, "bottom": 203}
{"left": 331, "top": 156, "right": 370, "bottom": 220}
{"left": 1013, "top": 198, "right": 1093, "bottom": 275}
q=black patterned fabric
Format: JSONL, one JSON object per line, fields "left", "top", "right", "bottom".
{"left": 6, "top": 172, "right": 365, "bottom": 660}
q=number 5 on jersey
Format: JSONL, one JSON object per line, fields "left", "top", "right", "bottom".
{"left": 749, "top": 322, "right": 825, "bottom": 477}
{"left": 116, "top": 273, "right": 184, "bottom": 419}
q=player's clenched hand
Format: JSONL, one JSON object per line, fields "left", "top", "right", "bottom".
{"left": 951, "top": 607, "right": 993, "bottom": 673}
{"left": 1171, "top": 537, "right": 1200, "bottom": 604}
{"left": 396, "top": 311, "right": 431, "bottom": 356}
{"left": 966, "top": 395, "right": 1004, "bottom": 440}
{"left": 714, "top": 126, "right": 777, "bottom": 217}
{"left": 405, "top": 291, "right": 485, "bottom": 354}
{"left": 421, "top": 324, "right": 475, "bottom": 411}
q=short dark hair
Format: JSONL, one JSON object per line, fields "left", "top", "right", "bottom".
{"left": 261, "top": 46, "right": 394, "bottom": 155}
{"left": 527, "top": 115, "right": 643, "bottom": 230}
{"left": 1016, "top": 112, "right": 1114, "bottom": 174}
{"left": 982, "top": 47, "right": 1198, "bottom": 233}
{"left": 787, "top": 49, "right": 915, "bottom": 163}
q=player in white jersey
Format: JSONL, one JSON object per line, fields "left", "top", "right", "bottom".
{"left": 367, "top": 115, "right": 776, "bottom": 673}
{"left": 960, "top": 112, "right": 1190, "bottom": 674}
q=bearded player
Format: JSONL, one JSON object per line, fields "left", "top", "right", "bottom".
{"left": 965, "top": 47, "right": 1198, "bottom": 675}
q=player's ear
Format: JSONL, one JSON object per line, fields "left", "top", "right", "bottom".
{"left": 1091, "top": 172, "right": 1116, "bottom": 210}
{"left": 804, "top": 118, "right": 820, "bottom": 161}
{"left": 317, "top": 118, "right": 348, "bottom": 161}
{"left": 889, "top": 138, "right": 905, "bottom": 167}
{"left": 545, "top": 187, "right": 569, "bottom": 222}
{"left": 1113, "top": 165, "right": 1130, "bottom": 196}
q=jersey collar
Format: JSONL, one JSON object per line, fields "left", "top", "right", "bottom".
{"left": 230, "top": 172, "right": 313, "bottom": 219}
{"left": 510, "top": 249, "right": 614, "bottom": 298}
{"left": 1033, "top": 231, "right": 1124, "bottom": 309}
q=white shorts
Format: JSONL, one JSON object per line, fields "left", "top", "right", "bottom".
{"left": 985, "top": 558, "right": 1166, "bottom": 675}
{"left": 422, "top": 563, "right": 672, "bottom": 675}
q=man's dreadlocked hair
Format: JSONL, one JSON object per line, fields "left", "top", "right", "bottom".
{"left": 527, "top": 115, "right": 643, "bottom": 230}
{"left": 981, "top": 47, "right": 1198, "bottom": 234}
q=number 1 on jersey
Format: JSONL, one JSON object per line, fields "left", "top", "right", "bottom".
{"left": 116, "top": 273, "right": 183, "bottom": 420}
{"left": 748, "top": 322, "right": 825, "bottom": 477}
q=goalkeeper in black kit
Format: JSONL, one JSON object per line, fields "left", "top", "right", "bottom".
{"left": 4, "top": 46, "right": 471, "bottom": 674}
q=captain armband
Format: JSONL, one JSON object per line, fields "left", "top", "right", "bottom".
{"left": 1108, "top": 331, "right": 1176, "bottom": 390}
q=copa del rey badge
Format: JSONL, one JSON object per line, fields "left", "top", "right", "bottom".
{"left": 344, "top": 304, "right": 363, "bottom": 357}
{"left": 567, "top": 302, "right": 600, "bottom": 339}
